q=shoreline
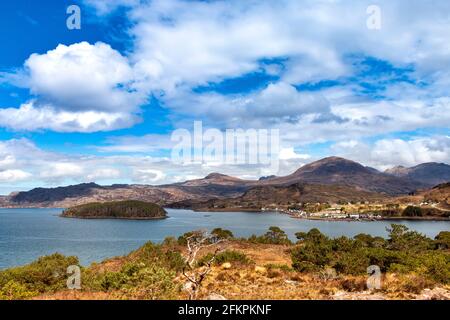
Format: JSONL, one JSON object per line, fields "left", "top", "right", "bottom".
{"left": 59, "top": 215, "right": 168, "bottom": 221}
{"left": 290, "top": 216, "right": 450, "bottom": 222}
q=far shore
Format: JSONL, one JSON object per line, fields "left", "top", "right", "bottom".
{"left": 1, "top": 206, "right": 449, "bottom": 222}
{"left": 188, "top": 207, "right": 450, "bottom": 222}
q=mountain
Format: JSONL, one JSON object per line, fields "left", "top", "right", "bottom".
{"left": 5, "top": 175, "right": 254, "bottom": 208}
{"left": 385, "top": 163, "right": 450, "bottom": 186}
{"left": 2, "top": 156, "right": 441, "bottom": 208}
{"left": 171, "top": 172, "right": 253, "bottom": 187}
{"left": 11, "top": 183, "right": 103, "bottom": 204}
{"left": 263, "top": 157, "right": 425, "bottom": 195}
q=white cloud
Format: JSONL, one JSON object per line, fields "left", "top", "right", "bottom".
{"left": 279, "top": 147, "right": 310, "bottom": 161}
{"left": 132, "top": 169, "right": 166, "bottom": 184}
{"left": 40, "top": 163, "right": 85, "bottom": 180}
{"left": 164, "top": 82, "right": 335, "bottom": 127}
{"left": 0, "top": 169, "right": 32, "bottom": 182}
{"left": 0, "top": 155, "right": 16, "bottom": 168}
{"left": 24, "top": 42, "right": 141, "bottom": 113}
{"left": 0, "top": 102, "right": 139, "bottom": 133}
{"left": 87, "top": 168, "right": 122, "bottom": 181}
{"left": 2, "top": 42, "right": 144, "bottom": 132}
{"left": 332, "top": 136, "right": 450, "bottom": 170}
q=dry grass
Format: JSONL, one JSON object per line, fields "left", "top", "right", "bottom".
{"left": 34, "top": 241, "right": 450, "bottom": 300}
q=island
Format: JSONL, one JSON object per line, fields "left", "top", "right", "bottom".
{"left": 61, "top": 200, "right": 167, "bottom": 220}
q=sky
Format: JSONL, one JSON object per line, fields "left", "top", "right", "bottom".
{"left": 0, "top": 0, "right": 449, "bottom": 194}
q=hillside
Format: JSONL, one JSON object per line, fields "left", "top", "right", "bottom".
{"left": 61, "top": 200, "right": 167, "bottom": 220}
{"left": 175, "top": 182, "right": 385, "bottom": 211}
{"left": 422, "top": 183, "right": 450, "bottom": 210}
{"left": 385, "top": 163, "right": 450, "bottom": 186}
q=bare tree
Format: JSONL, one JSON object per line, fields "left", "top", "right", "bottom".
{"left": 182, "top": 230, "right": 226, "bottom": 300}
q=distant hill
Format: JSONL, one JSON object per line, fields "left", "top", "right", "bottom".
{"left": 3, "top": 156, "right": 445, "bottom": 208}
{"left": 61, "top": 200, "right": 167, "bottom": 220}
{"left": 263, "top": 157, "right": 424, "bottom": 195}
{"left": 11, "top": 183, "right": 103, "bottom": 204}
{"left": 385, "top": 163, "right": 450, "bottom": 186}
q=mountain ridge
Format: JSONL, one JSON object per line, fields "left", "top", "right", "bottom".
{"left": 384, "top": 162, "right": 450, "bottom": 186}
{"left": 2, "top": 156, "right": 449, "bottom": 208}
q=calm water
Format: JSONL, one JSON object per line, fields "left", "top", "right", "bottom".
{"left": 0, "top": 208, "right": 449, "bottom": 270}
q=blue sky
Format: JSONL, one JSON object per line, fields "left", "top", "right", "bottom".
{"left": 0, "top": 0, "right": 449, "bottom": 194}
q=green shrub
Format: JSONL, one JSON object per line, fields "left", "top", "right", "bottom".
{"left": 198, "top": 250, "right": 251, "bottom": 267}
{"left": 402, "top": 206, "right": 423, "bottom": 217}
{"left": 134, "top": 241, "right": 185, "bottom": 272}
{"left": 291, "top": 225, "right": 450, "bottom": 284}
{"left": 0, "top": 253, "right": 79, "bottom": 295}
{"left": 420, "top": 252, "right": 450, "bottom": 284}
{"left": 435, "top": 231, "right": 450, "bottom": 249}
{"left": 386, "top": 224, "right": 433, "bottom": 251}
{"left": 291, "top": 242, "right": 333, "bottom": 273}
{"left": 295, "top": 228, "right": 329, "bottom": 244}
{"left": 211, "top": 228, "right": 234, "bottom": 240}
{"left": 248, "top": 227, "right": 292, "bottom": 245}
{"left": 333, "top": 249, "right": 370, "bottom": 275}
{"left": 354, "top": 233, "right": 386, "bottom": 248}
{"left": 94, "top": 262, "right": 179, "bottom": 299}
{"left": 0, "top": 280, "right": 38, "bottom": 300}
{"left": 264, "top": 264, "right": 293, "bottom": 272}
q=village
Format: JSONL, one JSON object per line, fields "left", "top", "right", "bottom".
{"left": 260, "top": 197, "right": 448, "bottom": 221}
{"left": 261, "top": 203, "right": 383, "bottom": 221}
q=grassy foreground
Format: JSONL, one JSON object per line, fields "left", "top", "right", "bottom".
{"left": 0, "top": 225, "right": 449, "bottom": 300}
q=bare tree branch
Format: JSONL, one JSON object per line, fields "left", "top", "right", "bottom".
{"left": 181, "top": 230, "right": 227, "bottom": 300}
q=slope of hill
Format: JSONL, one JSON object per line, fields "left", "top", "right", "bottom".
{"left": 176, "top": 182, "right": 385, "bottom": 211}
{"left": 422, "top": 183, "right": 450, "bottom": 209}
{"left": 385, "top": 163, "right": 450, "bottom": 186}
{"left": 264, "top": 157, "right": 424, "bottom": 195}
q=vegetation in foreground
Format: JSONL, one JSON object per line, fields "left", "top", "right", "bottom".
{"left": 0, "top": 225, "right": 449, "bottom": 300}
{"left": 61, "top": 200, "right": 167, "bottom": 220}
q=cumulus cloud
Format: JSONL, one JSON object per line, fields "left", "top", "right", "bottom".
{"left": 132, "top": 168, "right": 166, "bottom": 184}
{"left": 24, "top": 42, "right": 141, "bottom": 113}
{"left": 332, "top": 136, "right": 450, "bottom": 170}
{"left": 164, "top": 82, "right": 337, "bottom": 128}
{"left": 87, "top": 168, "right": 122, "bottom": 181}
{"left": 0, "top": 169, "right": 32, "bottom": 183}
{"left": 2, "top": 42, "right": 144, "bottom": 132}
{"left": 0, "top": 102, "right": 139, "bottom": 132}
